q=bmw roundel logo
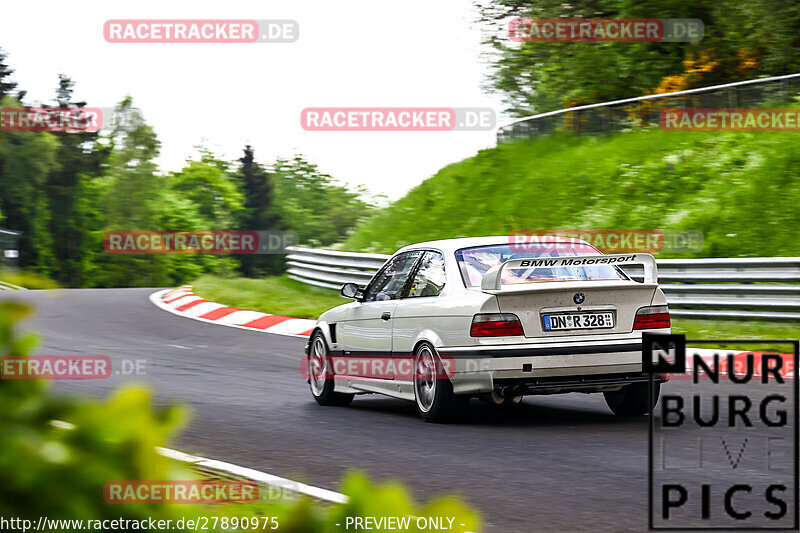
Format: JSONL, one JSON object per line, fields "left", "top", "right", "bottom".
{"left": 573, "top": 293, "right": 585, "bottom": 304}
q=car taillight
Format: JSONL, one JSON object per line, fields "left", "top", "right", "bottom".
{"left": 633, "top": 305, "right": 671, "bottom": 330}
{"left": 470, "top": 313, "right": 524, "bottom": 337}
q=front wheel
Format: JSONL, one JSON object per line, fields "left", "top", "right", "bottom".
{"left": 604, "top": 382, "right": 660, "bottom": 416}
{"left": 413, "top": 343, "right": 466, "bottom": 423}
{"left": 308, "top": 332, "right": 353, "bottom": 407}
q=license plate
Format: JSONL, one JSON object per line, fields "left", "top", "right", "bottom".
{"left": 543, "top": 312, "right": 614, "bottom": 331}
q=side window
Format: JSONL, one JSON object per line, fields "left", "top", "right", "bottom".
{"left": 406, "top": 251, "right": 446, "bottom": 298}
{"left": 362, "top": 251, "right": 421, "bottom": 302}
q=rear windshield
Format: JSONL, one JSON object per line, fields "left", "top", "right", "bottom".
{"left": 455, "top": 243, "right": 628, "bottom": 288}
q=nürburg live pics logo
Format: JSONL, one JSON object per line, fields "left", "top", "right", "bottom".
{"left": 644, "top": 333, "right": 799, "bottom": 530}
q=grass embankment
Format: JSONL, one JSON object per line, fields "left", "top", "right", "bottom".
{"left": 342, "top": 128, "right": 800, "bottom": 257}
{"left": 191, "top": 274, "right": 347, "bottom": 319}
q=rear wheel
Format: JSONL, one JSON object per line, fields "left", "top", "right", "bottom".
{"left": 308, "top": 332, "right": 353, "bottom": 407}
{"left": 413, "top": 343, "right": 466, "bottom": 423}
{"left": 604, "top": 382, "right": 660, "bottom": 416}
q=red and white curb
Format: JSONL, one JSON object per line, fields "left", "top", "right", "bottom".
{"left": 150, "top": 286, "right": 317, "bottom": 338}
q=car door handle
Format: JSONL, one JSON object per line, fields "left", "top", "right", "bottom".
{"left": 381, "top": 312, "right": 391, "bottom": 321}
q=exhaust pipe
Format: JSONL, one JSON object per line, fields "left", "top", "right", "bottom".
{"left": 490, "top": 389, "right": 505, "bottom": 405}
{"left": 488, "top": 386, "right": 523, "bottom": 405}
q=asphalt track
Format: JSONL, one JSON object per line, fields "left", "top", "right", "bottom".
{"left": 4, "top": 288, "right": 797, "bottom": 532}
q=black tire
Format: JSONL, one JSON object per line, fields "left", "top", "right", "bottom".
{"left": 307, "top": 332, "right": 354, "bottom": 407}
{"left": 413, "top": 343, "right": 467, "bottom": 423}
{"left": 604, "top": 382, "right": 660, "bottom": 416}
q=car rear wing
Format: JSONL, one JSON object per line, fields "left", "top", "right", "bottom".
{"left": 480, "top": 253, "right": 658, "bottom": 292}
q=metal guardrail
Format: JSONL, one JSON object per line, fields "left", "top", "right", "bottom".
{"left": 286, "top": 247, "right": 390, "bottom": 290}
{"left": 496, "top": 72, "right": 800, "bottom": 142}
{"left": 286, "top": 246, "right": 800, "bottom": 320}
{"left": 621, "top": 258, "right": 800, "bottom": 320}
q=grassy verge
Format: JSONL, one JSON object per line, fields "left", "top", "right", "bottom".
{"left": 191, "top": 274, "right": 348, "bottom": 319}
{"left": 0, "top": 269, "right": 60, "bottom": 289}
{"left": 671, "top": 318, "right": 798, "bottom": 353}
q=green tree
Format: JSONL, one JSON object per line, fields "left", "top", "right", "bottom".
{"left": 0, "top": 46, "right": 23, "bottom": 100}
{"left": 480, "top": 0, "right": 800, "bottom": 115}
{"left": 0, "top": 51, "right": 51, "bottom": 273}
{"left": 45, "top": 75, "right": 108, "bottom": 286}
{"left": 234, "top": 145, "right": 281, "bottom": 276}
{"left": 87, "top": 96, "right": 171, "bottom": 287}
{"left": 0, "top": 97, "right": 60, "bottom": 274}
{"left": 171, "top": 149, "right": 243, "bottom": 228}
{"left": 101, "top": 96, "right": 162, "bottom": 229}
{"left": 162, "top": 150, "right": 244, "bottom": 282}
{"left": 272, "top": 155, "right": 372, "bottom": 247}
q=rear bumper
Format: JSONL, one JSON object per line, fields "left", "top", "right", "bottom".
{"left": 496, "top": 371, "right": 665, "bottom": 395}
{"left": 439, "top": 340, "right": 656, "bottom": 395}
{"left": 440, "top": 341, "right": 641, "bottom": 358}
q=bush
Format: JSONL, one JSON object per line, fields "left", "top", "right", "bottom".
{"left": 0, "top": 301, "right": 199, "bottom": 527}
{"left": 0, "top": 301, "right": 481, "bottom": 532}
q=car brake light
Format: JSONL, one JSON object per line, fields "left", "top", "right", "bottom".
{"left": 470, "top": 313, "right": 524, "bottom": 337}
{"left": 633, "top": 305, "right": 671, "bottom": 330}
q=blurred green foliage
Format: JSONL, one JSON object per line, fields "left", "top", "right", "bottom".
{"left": 0, "top": 301, "right": 480, "bottom": 531}
{"left": 481, "top": 0, "right": 800, "bottom": 115}
{"left": 0, "top": 300, "right": 196, "bottom": 526}
{"left": 343, "top": 125, "right": 800, "bottom": 258}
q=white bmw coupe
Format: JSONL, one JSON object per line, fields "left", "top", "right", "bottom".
{"left": 305, "top": 236, "right": 670, "bottom": 422}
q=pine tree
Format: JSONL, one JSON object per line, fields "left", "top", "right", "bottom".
{"left": 236, "top": 145, "right": 281, "bottom": 276}
{"left": 45, "top": 75, "right": 106, "bottom": 285}
{"left": 0, "top": 47, "right": 20, "bottom": 100}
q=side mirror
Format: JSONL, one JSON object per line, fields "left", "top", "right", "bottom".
{"left": 340, "top": 282, "right": 361, "bottom": 299}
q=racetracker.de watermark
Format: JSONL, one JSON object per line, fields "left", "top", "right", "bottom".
{"left": 302, "top": 355, "right": 456, "bottom": 381}
{"left": 1, "top": 356, "right": 146, "bottom": 379}
{"left": 300, "top": 107, "right": 496, "bottom": 131}
{"left": 104, "top": 481, "right": 258, "bottom": 504}
{"left": 103, "top": 230, "right": 297, "bottom": 254}
{"left": 0, "top": 107, "right": 104, "bottom": 132}
{"left": 509, "top": 18, "right": 703, "bottom": 43}
{"left": 509, "top": 229, "right": 704, "bottom": 254}
{"left": 104, "top": 19, "right": 298, "bottom": 43}
{"left": 661, "top": 108, "right": 800, "bottom": 132}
